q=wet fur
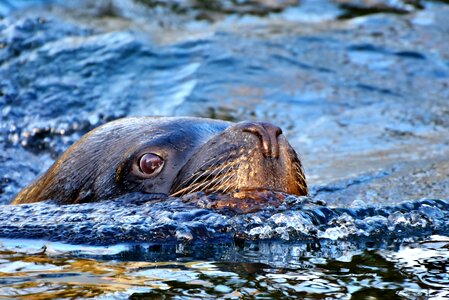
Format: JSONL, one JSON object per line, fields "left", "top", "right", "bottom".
{"left": 170, "top": 125, "right": 307, "bottom": 196}
{"left": 12, "top": 117, "right": 307, "bottom": 204}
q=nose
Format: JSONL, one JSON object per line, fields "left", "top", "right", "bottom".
{"left": 240, "top": 122, "right": 283, "bottom": 159}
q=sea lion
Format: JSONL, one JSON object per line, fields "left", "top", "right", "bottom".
{"left": 12, "top": 117, "right": 307, "bottom": 205}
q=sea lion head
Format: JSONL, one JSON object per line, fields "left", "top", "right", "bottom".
{"left": 12, "top": 117, "right": 307, "bottom": 204}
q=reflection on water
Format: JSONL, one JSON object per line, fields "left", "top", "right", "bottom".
{"left": 1, "top": 236, "right": 449, "bottom": 298}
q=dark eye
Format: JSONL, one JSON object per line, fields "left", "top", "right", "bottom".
{"left": 138, "top": 153, "right": 164, "bottom": 176}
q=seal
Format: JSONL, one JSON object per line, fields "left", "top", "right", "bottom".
{"left": 12, "top": 117, "right": 307, "bottom": 204}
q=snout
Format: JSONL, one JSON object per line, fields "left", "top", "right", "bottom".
{"left": 236, "top": 121, "right": 283, "bottom": 159}
{"left": 170, "top": 120, "right": 307, "bottom": 197}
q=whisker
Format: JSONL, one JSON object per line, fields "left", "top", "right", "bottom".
{"left": 220, "top": 174, "right": 237, "bottom": 194}
{"left": 172, "top": 151, "right": 235, "bottom": 190}
{"left": 216, "top": 162, "right": 240, "bottom": 194}
{"left": 189, "top": 162, "right": 237, "bottom": 192}
{"left": 170, "top": 161, "right": 237, "bottom": 196}
{"left": 171, "top": 172, "right": 227, "bottom": 196}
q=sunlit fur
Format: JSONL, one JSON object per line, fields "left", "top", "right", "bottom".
{"left": 170, "top": 125, "right": 307, "bottom": 197}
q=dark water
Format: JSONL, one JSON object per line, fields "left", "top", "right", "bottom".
{"left": 0, "top": 235, "right": 449, "bottom": 298}
{"left": 1, "top": 0, "right": 449, "bottom": 298}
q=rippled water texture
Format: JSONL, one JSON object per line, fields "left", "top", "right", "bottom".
{"left": 1, "top": 236, "right": 449, "bottom": 298}
{"left": 1, "top": 0, "right": 449, "bottom": 298}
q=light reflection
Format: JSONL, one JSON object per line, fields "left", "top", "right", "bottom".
{"left": 2, "top": 236, "right": 448, "bottom": 298}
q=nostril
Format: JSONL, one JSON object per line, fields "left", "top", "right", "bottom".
{"left": 261, "top": 122, "right": 282, "bottom": 137}
{"left": 242, "top": 125, "right": 263, "bottom": 140}
{"left": 240, "top": 122, "right": 282, "bottom": 159}
{"left": 261, "top": 123, "right": 282, "bottom": 159}
{"left": 242, "top": 123, "right": 271, "bottom": 158}
{"left": 275, "top": 127, "right": 282, "bottom": 137}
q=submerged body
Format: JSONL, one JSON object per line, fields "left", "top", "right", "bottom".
{"left": 12, "top": 117, "right": 307, "bottom": 204}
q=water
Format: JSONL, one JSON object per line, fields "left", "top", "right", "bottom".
{"left": 1, "top": 236, "right": 449, "bottom": 298}
{"left": 1, "top": 0, "right": 449, "bottom": 298}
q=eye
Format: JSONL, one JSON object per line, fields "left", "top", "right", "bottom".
{"left": 138, "top": 153, "right": 164, "bottom": 176}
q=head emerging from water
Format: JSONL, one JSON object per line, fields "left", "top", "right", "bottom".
{"left": 12, "top": 117, "right": 307, "bottom": 204}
